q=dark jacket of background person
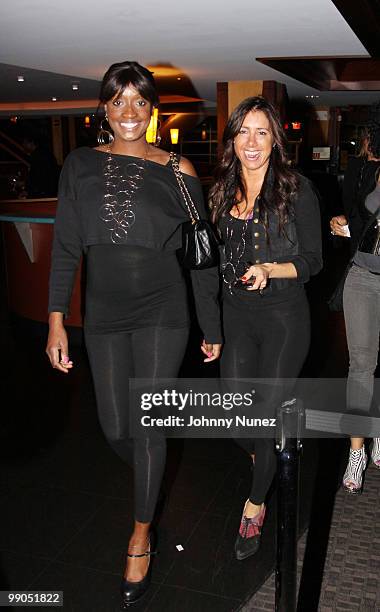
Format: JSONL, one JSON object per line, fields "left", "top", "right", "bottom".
{"left": 26, "top": 145, "right": 59, "bottom": 197}
{"left": 343, "top": 156, "right": 380, "bottom": 254}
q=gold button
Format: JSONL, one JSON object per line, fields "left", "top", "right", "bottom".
{"left": 254, "top": 244, "right": 260, "bottom": 250}
{"left": 253, "top": 218, "right": 259, "bottom": 224}
{"left": 255, "top": 259, "right": 260, "bottom": 263}
{"left": 254, "top": 232, "right": 259, "bottom": 238}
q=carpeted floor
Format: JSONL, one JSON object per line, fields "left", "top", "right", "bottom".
{"left": 241, "top": 462, "right": 380, "bottom": 612}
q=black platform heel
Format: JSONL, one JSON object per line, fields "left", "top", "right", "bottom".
{"left": 121, "top": 536, "right": 157, "bottom": 607}
{"left": 234, "top": 501, "right": 266, "bottom": 561}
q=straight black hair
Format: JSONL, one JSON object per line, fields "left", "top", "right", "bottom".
{"left": 99, "top": 61, "right": 159, "bottom": 109}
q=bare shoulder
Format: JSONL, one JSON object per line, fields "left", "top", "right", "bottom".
{"left": 179, "top": 156, "right": 198, "bottom": 177}
{"left": 147, "top": 146, "right": 170, "bottom": 166}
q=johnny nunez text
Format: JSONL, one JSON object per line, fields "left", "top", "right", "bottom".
{"left": 140, "top": 415, "right": 276, "bottom": 429}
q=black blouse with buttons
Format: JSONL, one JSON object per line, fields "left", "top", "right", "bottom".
{"left": 219, "top": 174, "right": 322, "bottom": 303}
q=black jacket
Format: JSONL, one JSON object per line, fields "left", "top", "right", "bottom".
{"left": 343, "top": 156, "right": 380, "bottom": 254}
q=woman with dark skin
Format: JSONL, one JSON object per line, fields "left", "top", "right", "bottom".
{"left": 46, "top": 61, "right": 222, "bottom": 605}
{"left": 210, "top": 97, "right": 322, "bottom": 559}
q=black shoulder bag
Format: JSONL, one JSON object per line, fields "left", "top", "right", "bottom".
{"left": 169, "top": 152, "right": 219, "bottom": 270}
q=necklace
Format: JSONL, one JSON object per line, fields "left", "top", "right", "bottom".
{"left": 99, "top": 145, "right": 147, "bottom": 243}
{"left": 222, "top": 205, "right": 257, "bottom": 295}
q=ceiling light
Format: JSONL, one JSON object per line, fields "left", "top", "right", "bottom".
{"left": 17, "top": 75, "right": 24, "bottom": 82}
{"left": 51, "top": 97, "right": 57, "bottom": 101}
{"left": 146, "top": 65, "right": 181, "bottom": 78}
{"left": 72, "top": 83, "right": 79, "bottom": 91}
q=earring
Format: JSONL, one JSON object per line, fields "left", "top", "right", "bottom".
{"left": 97, "top": 116, "right": 114, "bottom": 146}
{"left": 154, "top": 120, "right": 162, "bottom": 147}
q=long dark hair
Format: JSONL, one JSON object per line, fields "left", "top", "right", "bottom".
{"left": 210, "top": 96, "right": 299, "bottom": 233}
{"left": 367, "top": 101, "right": 380, "bottom": 159}
{"left": 99, "top": 60, "right": 159, "bottom": 108}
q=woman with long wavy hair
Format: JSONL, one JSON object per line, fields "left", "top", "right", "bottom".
{"left": 210, "top": 96, "right": 322, "bottom": 560}
{"left": 330, "top": 105, "right": 380, "bottom": 492}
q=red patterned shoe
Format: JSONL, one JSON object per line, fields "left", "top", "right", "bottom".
{"left": 234, "top": 501, "right": 266, "bottom": 561}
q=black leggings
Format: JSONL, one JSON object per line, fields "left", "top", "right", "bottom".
{"left": 221, "top": 290, "right": 310, "bottom": 505}
{"left": 85, "top": 326, "right": 189, "bottom": 523}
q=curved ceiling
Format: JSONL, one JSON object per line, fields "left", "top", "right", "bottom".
{"left": 1, "top": 0, "right": 379, "bottom": 108}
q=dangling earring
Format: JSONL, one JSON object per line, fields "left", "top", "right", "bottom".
{"left": 154, "top": 120, "right": 162, "bottom": 147}
{"left": 97, "top": 116, "right": 114, "bottom": 146}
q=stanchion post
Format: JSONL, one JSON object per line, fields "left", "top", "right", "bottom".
{"left": 275, "top": 399, "right": 304, "bottom": 612}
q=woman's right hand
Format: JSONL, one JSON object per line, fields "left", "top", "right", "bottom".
{"left": 46, "top": 313, "right": 73, "bottom": 373}
{"left": 330, "top": 215, "right": 349, "bottom": 237}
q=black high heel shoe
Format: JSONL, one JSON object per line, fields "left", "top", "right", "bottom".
{"left": 120, "top": 535, "right": 157, "bottom": 607}
{"left": 234, "top": 501, "right": 266, "bottom": 561}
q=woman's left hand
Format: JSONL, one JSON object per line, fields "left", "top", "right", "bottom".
{"left": 242, "top": 264, "right": 271, "bottom": 291}
{"left": 201, "top": 341, "right": 222, "bottom": 362}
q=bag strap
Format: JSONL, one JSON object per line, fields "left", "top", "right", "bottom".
{"left": 169, "top": 152, "right": 200, "bottom": 223}
{"left": 358, "top": 202, "right": 380, "bottom": 238}
{"left": 351, "top": 202, "right": 380, "bottom": 260}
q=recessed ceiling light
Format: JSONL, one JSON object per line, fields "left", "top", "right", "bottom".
{"left": 17, "top": 75, "right": 24, "bottom": 82}
{"left": 177, "top": 77, "right": 181, "bottom": 81}
{"left": 51, "top": 97, "right": 57, "bottom": 101}
{"left": 72, "top": 83, "right": 79, "bottom": 91}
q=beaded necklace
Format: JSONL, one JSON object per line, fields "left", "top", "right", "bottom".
{"left": 222, "top": 197, "right": 259, "bottom": 294}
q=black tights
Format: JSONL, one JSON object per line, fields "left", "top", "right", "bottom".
{"left": 85, "top": 326, "right": 189, "bottom": 523}
{"left": 221, "top": 290, "right": 310, "bottom": 505}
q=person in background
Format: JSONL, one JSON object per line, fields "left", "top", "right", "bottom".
{"left": 210, "top": 96, "right": 322, "bottom": 560}
{"left": 330, "top": 106, "right": 380, "bottom": 492}
{"left": 21, "top": 131, "right": 59, "bottom": 197}
{"left": 46, "top": 61, "right": 222, "bottom": 606}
